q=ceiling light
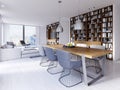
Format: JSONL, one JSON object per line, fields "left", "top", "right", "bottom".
{"left": 56, "top": 0, "right": 63, "bottom": 33}
{"left": 1, "top": 4, "right": 5, "bottom": 8}
{"left": 0, "top": 1, "right": 5, "bottom": 8}
{"left": 74, "top": 16, "right": 83, "bottom": 30}
{"left": 56, "top": 23, "right": 63, "bottom": 32}
{"left": 74, "top": 0, "right": 84, "bottom": 30}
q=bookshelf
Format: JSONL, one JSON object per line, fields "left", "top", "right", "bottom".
{"left": 70, "top": 5, "right": 113, "bottom": 60}
{"left": 46, "top": 22, "right": 59, "bottom": 44}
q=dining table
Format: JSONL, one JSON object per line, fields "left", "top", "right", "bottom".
{"left": 45, "top": 44, "right": 112, "bottom": 86}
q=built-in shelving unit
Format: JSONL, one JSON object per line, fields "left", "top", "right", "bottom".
{"left": 46, "top": 22, "right": 59, "bottom": 44}
{"left": 70, "top": 5, "right": 113, "bottom": 60}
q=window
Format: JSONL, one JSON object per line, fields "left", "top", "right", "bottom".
{"left": 24, "top": 26, "right": 36, "bottom": 45}
{"left": 3, "top": 24, "right": 37, "bottom": 46}
{"left": 4, "top": 24, "right": 23, "bottom": 45}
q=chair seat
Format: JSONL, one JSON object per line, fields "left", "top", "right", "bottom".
{"left": 43, "top": 47, "right": 61, "bottom": 75}
{"left": 70, "top": 61, "right": 82, "bottom": 69}
{"left": 48, "top": 55, "right": 57, "bottom": 61}
{"left": 56, "top": 49, "right": 82, "bottom": 87}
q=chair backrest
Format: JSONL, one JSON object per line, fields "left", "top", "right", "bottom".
{"left": 20, "top": 40, "right": 26, "bottom": 45}
{"left": 39, "top": 45, "right": 45, "bottom": 56}
{"left": 7, "top": 42, "right": 14, "bottom": 46}
{"left": 90, "top": 45, "right": 105, "bottom": 50}
{"left": 43, "top": 47, "right": 57, "bottom": 61}
{"left": 6, "top": 42, "right": 15, "bottom": 48}
{"left": 56, "top": 49, "right": 71, "bottom": 69}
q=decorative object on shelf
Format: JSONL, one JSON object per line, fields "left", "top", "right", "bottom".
{"left": 63, "top": 45, "right": 75, "bottom": 48}
{"left": 56, "top": 0, "right": 63, "bottom": 33}
{"left": 63, "top": 42, "right": 75, "bottom": 48}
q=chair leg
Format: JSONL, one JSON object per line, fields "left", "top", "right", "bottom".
{"left": 47, "top": 61, "right": 63, "bottom": 75}
{"left": 59, "top": 69, "right": 82, "bottom": 87}
{"left": 40, "top": 57, "right": 50, "bottom": 67}
{"left": 86, "top": 59, "right": 102, "bottom": 74}
{"left": 94, "top": 60, "right": 102, "bottom": 74}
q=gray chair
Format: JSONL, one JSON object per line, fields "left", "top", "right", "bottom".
{"left": 39, "top": 46, "right": 49, "bottom": 67}
{"left": 56, "top": 49, "right": 82, "bottom": 87}
{"left": 89, "top": 45, "right": 106, "bottom": 74}
{"left": 43, "top": 47, "right": 62, "bottom": 74}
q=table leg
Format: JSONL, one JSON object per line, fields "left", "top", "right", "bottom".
{"left": 87, "top": 57, "right": 105, "bottom": 86}
{"left": 101, "top": 56, "right": 105, "bottom": 75}
{"left": 82, "top": 55, "right": 88, "bottom": 86}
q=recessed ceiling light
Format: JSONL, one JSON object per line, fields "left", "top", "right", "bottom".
{"left": 1, "top": 4, "right": 5, "bottom": 8}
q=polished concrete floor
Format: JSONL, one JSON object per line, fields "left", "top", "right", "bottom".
{"left": 0, "top": 57, "right": 120, "bottom": 90}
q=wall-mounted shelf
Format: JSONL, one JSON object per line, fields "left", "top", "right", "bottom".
{"left": 46, "top": 22, "right": 59, "bottom": 44}
{"left": 70, "top": 5, "right": 113, "bottom": 60}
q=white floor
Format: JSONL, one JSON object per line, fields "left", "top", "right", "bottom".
{"left": 0, "top": 57, "right": 120, "bottom": 90}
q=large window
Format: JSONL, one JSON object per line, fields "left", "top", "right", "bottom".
{"left": 3, "top": 24, "right": 37, "bottom": 46}
{"left": 4, "top": 24, "right": 23, "bottom": 46}
{"left": 24, "top": 26, "right": 36, "bottom": 45}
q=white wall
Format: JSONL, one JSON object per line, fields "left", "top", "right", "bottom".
{"left": 36, "top": 26, "right": 41, "bottom": 46}
{"left": 0, "top": 15, "right": 3, "bottom": 46}
{"left": 39, "top": 26, "right": 47, "bottom": 45}
{"left": 2, "top": 23, "right": 9, "bottom": 45}
{"left": 113, "top": 1, "right": 120, "bottom": 61}
{"left": 59, "top": 18, "right": 70, "bottom": 44}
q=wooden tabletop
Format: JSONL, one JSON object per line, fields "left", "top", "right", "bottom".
{"left": 45, "top": 44, "right": 112, "bottom": 59}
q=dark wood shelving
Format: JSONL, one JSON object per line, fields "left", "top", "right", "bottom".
{"left": 46, "top": 22, "right": 59, "bottom": 44}
{"left": 70, "top": 5, "right": 113, "bottom": 60}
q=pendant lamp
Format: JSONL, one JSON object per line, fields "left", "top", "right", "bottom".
{"left": 56, "top": 1, "right": 63, "bottom": 33}
{"left": 74, "top": 17, "right": 83, "bottom": 30}
{"left": 74, "top": 0, "right": 84, "bottom": 30}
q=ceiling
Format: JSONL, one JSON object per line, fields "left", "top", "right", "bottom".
{"left": 0, "top": 0, "right": 115, "bottom": 26}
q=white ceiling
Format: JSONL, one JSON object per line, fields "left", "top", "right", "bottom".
{"left": 0, "top": 0, "right": 115, "bottom": 26}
